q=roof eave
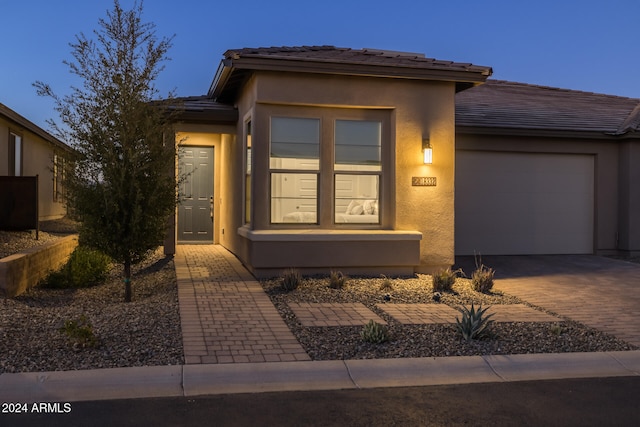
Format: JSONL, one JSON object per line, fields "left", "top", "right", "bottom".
{"left": 0, "top": 103, "right": 73, "bottom": 153}
{"left": 456, "top": 124, "right": 624, "bottom": 140}
{"left": 209, "top": 56, "right": 491, "bottom": 101}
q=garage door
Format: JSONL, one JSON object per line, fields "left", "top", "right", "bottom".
{"left": 455, "top": 151, "right": 594, "bottom": 255}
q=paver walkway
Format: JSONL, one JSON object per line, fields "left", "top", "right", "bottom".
{"left": 458, "top": 255, "right": 640, "bottom": 347}
{"left": 175, "top": 245, "right": 310, "bottom": 364}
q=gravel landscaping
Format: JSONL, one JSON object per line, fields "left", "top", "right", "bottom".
{"left": 1, "top": 218, "right": 183, "bottom": 374}
{"left": 262, "top": 275, "right": 637, "bottom": 360}
{"left": 0, "top": 248, "right": 183, "bottom": 373}
{"left": 1, "top": 220, "right": 637, "bottom": 373}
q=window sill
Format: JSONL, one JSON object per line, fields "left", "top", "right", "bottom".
{"left": 237, "top": 225, "right": 422, "bottom": 242}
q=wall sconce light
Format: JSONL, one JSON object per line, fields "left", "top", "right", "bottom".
{"left": 422, "top": 139, "right": 433, "bottom": 164}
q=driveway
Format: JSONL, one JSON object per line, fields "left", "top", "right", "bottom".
{"left": 455, "top": 255, "right": 640, "bottom": 347}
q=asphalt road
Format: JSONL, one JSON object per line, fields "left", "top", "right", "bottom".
{"left": 4, "top": 376, "right": 639, "bottom": 427}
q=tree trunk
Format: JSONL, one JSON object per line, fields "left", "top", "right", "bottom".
{"left": 124, "top": 259, "right": 132, "bottom": 302}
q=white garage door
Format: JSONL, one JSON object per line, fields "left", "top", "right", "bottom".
{"left": 455, "top": 151, "right": 594, "bottom": 255}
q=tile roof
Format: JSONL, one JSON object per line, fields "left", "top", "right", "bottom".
{"left": 456, "top": 80, "right": 640, "bottom": 136}
{"left": 166, "top": 96, "right": 238, "bottom": 124}
{"left": 211, "top": 45, "right": 492, "bottom": 101}
{"left": 222, "top": 45, "right": 491, "bottom": 75}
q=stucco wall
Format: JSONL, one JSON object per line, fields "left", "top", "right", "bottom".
{"left": 619, "top": 139, "right": 640, "bottom": 252}
{"left": 231, "top": 72, "right": 457, "bottom": 273}
{"left": 0, "top": 116, "right": 66, "bottom": 221}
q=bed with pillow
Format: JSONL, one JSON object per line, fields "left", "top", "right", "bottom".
{"left": 282, "top": 200, "right": 379, "bottom": 224}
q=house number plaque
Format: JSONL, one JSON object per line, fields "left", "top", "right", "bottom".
{"left": 412, "top": 177, "right": 437, "bottom": 187}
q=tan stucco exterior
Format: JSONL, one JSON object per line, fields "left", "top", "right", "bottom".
{"left": 168, "top": 71, "right": 463, "bottom": 277}
{"left": 0, "top": 112, "right": 68, "bottom": 221}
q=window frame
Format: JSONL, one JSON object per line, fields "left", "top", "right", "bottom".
{"left": 244, "top": 117, "right": 253, "bottom": 224}
{"left": 8, "top": 130, "right": 23, "bottom": 176}
{"left": 266, "top": 107, "right": 390, "bottom": 229}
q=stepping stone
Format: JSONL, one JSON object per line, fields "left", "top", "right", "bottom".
{"left": 288, "top": 303, "right": 386, "bottom": 327}
{"left": 377, "top": 304, "right": 460, "bottom": 324}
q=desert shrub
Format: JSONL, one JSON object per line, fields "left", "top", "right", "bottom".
{"left": 281, "top": 268, "right": 302, "bottom": 291}
{"left": 379, "top": 275, "right": 394, "bottom": 292}
{"left": 60, "top": 315, "right": 99, "bottom": 349}
{"left": 432, "top": 268, "right": 461, "bottom": 292}
{"left": 328, "top": 270, "right": 347, "bottom": 289}
{"left": 455, "top": 303, "right": 495, "bottom": 341}
{"left": 42, "top": 246, "right": 111, "bottom": 289}
{"left": 361, "top": 320, "right": 389, "bottom": 344}
{"left": 471, "top": 256, "right": 495, "bottom": 293}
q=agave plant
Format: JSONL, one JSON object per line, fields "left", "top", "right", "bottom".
{"left": 361, "top": 320, "right": 389, "bottom": 344}
{"left": 455, "top": 303, "right": 495, "bottom": 341}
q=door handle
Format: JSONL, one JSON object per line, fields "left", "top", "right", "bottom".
{"left": 210, "top": 196, "right": 214, "bottom": 218}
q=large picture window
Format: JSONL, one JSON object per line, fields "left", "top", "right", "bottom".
{"left": 268, "top": 111, "right": 387, "bottom": 226}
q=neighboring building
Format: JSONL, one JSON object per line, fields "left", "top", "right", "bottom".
{"left": 0, "top": 103, "right": 72, "bottom": 221}
{"left": 164, "top": 45, "right": 640, "bottom": 277}
{"left": 455, "top": 80, "right": 640, "bottom": 256}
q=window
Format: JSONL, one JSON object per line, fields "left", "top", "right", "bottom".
{"left": 9, "top": 132, "right": 22, "bottom": 176}
{"left": 270, "top": 117, "right": 320, "bottom": 224}
{"left": 268, "top": 112, "right": 386, "bottom": 226}
{"left": 334, "top": 120, "right": 381, "bottom": 224}
{"left": 244, "top": 120, "right": 252, "bottom": 224}
{"left": 53, "top": 154, "right": 66, "bottom": 203}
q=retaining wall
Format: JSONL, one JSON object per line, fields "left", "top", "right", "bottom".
{"left": 0, "top": 235, "right": 78, "bottom": 297}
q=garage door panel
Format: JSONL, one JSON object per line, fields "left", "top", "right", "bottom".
{"left": 456, "top": 151, "right": 594, "bottom": 255}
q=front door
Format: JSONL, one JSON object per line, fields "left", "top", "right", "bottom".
{"left": 178, "top": 146, "right": 214, "bottom": 243}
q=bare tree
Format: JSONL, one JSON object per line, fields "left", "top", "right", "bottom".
{"left": 35, "top": 0, "right": 179, "bottom": 302}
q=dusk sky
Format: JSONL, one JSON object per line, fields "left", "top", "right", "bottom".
{"left": 2, "top": 0, "right": 639, "bottom": 131}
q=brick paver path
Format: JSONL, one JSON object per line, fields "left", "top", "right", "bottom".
{"left": 175, "top": 245, "right": 310, "bottom": 364}
{"left": 459, "top": 255, "right": 640, "bottom": 347}
{"left": 288, "top": 303, "right": 386, "bottom": 326}
{"left": 377, "top": 303, "right": 558, "bottom": 324}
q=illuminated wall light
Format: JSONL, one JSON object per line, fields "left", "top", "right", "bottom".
{"left": 422, "top": 139, "right": 433, "bottom": 164}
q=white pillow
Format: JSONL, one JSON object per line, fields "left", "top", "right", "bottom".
{"left": 346, "top": 200, "right": 362, "bottom": 215}
{"left": 351, "top": 204, "right": 364, "bottom": 215}
{"left": 363, "top": 200, "right": 375, "bottom": 215}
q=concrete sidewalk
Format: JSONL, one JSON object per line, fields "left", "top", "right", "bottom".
{"left": 2, "top": 351, "right": 639, "bottom": 403}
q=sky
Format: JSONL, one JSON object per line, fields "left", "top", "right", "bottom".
{"left": 2, "top": 0, "right": 639, "bottom": 131}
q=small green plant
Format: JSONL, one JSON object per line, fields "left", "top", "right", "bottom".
{"left": 379, "top": 275, "right": 394, "bottom": 292}
{"left": 471, "top": 263, "right": 495, "bottom": 293}
{"left": 60, "top": 315, "right": 98, "bottom": 349}
{"left": 455, "top": 303, "right": 495, "bottom": 341}
{"left": 432, "top": 268, "right": 462, "bottom": 292}
{"left": 328, "top": 270, "right": 347, "bottom": 289}
{"left": 361, "top": 320, "right": 389, "bottom": 344}
{"left": 281, "top": 268, "right": 302, "bottom": 291}
{"left": 550, "top": 324, "right": 563, "bottom": 336}
{"left": 42, "top": 246, "right": 111, "bottom": 289}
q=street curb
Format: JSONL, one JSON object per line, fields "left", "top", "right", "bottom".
{"left": 1, "top": 351, "right": 639, "bottom": 403}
